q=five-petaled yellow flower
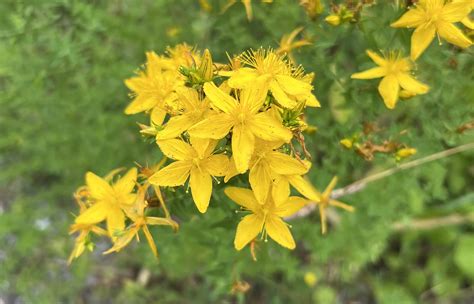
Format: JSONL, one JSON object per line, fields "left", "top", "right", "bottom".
{"left": 391, "top": 0, "right": 472, "bottom": 60}
{"left": 351, "top": 50, "right": 429, "bottom": 109}
{"left": 224, "top": 140, "right": 309, "bottom": 204}
{"left": 103, "top": 185, "right": 178, "bottom": 258}
{"left": 225, "top": 186, "right": 307, "bottom": 250}
{"left": 303, "top": 177, "right": 354, "bottom": 234}
{"left": 188, "top": 82, "right": 292, "bottom": 173}
{"left": 74, "top": 168, "right": 138, "bottom": 238}
{"left": 149, "top": 138, "right": 229, "bottom": 213}
{"left": 224, "top": 49, "right": 319, "bottom": 108}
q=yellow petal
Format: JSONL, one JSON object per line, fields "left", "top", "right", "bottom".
{"left": 224, "top": 187, "right": 260, "bottom": 212}
{"left": 351, "top": 67, "right": 386, "bottom": 79}
{"left": 410, "top": 25, "right": 436, "bottom": 60}
{"left": 190, "top": 137, "right": 212, "bottom": 158}
{"left": 149, "top": 161, "right": 192, "bottom": 186}
{"left": 142, "top": 225, "right": 159, "bottom": 258}
{"left": 461, "top": 17, "right": 474, "bottom": 30}
{"left": 203, "top": 82, "right": 237, "bottom": 113}
{"left": 249, "top": 161, "right": 272, "bottom": 204}
{"left": 202, "top": 154, "right": 230, "bottom": 176}
{"left": 272, "top": 176, "right": 291, "bottom": 206}
{"left": 248, "top": 112, "right": 292, "bottom": 142}
{"left": 391, "top": 8, "right": 425, "bottom": 28}
{"left": 107, "top": 207, "right": 126, "bottom": 238}
{"left": 228, "top": 67, "right": 259, "bottom": 88}
{"left": 124, "top": 94, "right": 158, "bottom": 115}
{"left": 86, "top": 172, "right": 114, "bottom": 201}
{"left": 265, "top": 216, "right": 295, "bottom": 249}
{"left": 156, "top": 114, "right": 196, "bottom": 140}
{"left": 437, "top": 21, "right": 472, "bottom": 48}
{"left": 269, "top": 80, "right": 297, "bottom": 108}
{"left": 287, "top": 175, "right": 320, "bottom": 201}
{"left": 441, "top": 2, "right": 471, "bottom": 23}
{"left": 151, "top": 107, "right": 167, "bottom": 126}
{"left": 239, "top": 81, "right": 269, "bottom": 114}
{"left": 366, "top": 50, "right": 387, "bottom": 66}
{"left": 188, "top": 113, "right": 234, "bottom": 139}
{"left": 113, "top": 168, "right": 137, "bottom": 195}
{"left": 378, "top": 75, "right": 400, "bottom": 109}
{"left": 274, "top": 75, "right": 312, "bottom": 96}
{"left": 103, "top": 228, "right": 137, "bottom": 254}
{"left": 224, "top": 157, "right": 240, "bottom": 182}
{"left": 232, "top": 124, "right": 255, "bottom": 173}
{"left": 234, "top": 214, "right": 264, "bottom": 250}
{"left": 190, "top": 167, "right": 212, "bottom": 213}
{"left": 266, "top": 152, "right": 308, "bottom": 175}
{"left": 157, "top": 139, "right": 195, "bottom": 160}
{"left": 75, "top": 201, "right": 108, "bottom": 225}
{"left": 397, "top": 73, "right": 429, "bottom": 94}
{"left": 274, "top": 196, "right": 308, "bottom": 217}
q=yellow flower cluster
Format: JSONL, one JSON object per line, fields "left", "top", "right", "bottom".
{"left": 352, "top": 0, "right": 472, "bottom": 109}
{"left": 68, "top": 167, "right": 178, "bottom": 263}
{"left": 69, "top": 45, "right": 351, "bottom": 261}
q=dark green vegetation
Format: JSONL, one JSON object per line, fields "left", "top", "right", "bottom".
{"left": 1, "top": 0, "right": 473, "bottom": 303}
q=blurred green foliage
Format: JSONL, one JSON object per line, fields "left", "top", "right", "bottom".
{"left": 0, "top": 0, "right": 473, "bottom": 303}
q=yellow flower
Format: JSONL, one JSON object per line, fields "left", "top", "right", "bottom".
{"left": 299, "top": 0, "right": 324, "bottom": 19}
{"left": 124, "top": 52, "right": 182, "bottom": 115}
{"left": 391, "top": 0, "right": 472, "bottom": 60}
{"left": 304, "top": 177, "right": 354, "bottom": 234}
{"left": 156, "top": 87, "right": 210, "bottom": 140}
{"left": 222, "top": 0, "right": 273, "bottom": 21}
{"left": 325, "top": 15, "right": 341, "bottom": 26}
{"left": 188, "top": 82, "right": 292, "bottom": 173}
{"left": 103, "top": 185, "right": 178, "bottom": 258}
{"left": 276, "top": 27, "right": 312, "bottom": 63}
{"left": 225, "top": 186, "right": 307, "bottom": 250}
{"left": 226, "top": 49, "right": 317, "bottom": 108}
{"left": 396, "top": 147, "right": 417, "bottom": 159}
{"left": 224, "top": 140, "right": 309, "bottom": 204}
{"left": 149, "top": 138, "right": 229, "bottom": 213}
{"left": 351, "top": 50, "right": 429, "bottom": 109}
{"left": 74, "top": 168, "right": 138, "bottom": 238}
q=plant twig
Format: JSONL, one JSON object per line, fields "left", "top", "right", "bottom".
{"left": 392, "top": 213, "right": 474, "bottom": 231}
{"left": 290, "top": 142, "right": 474, "bottom": 219}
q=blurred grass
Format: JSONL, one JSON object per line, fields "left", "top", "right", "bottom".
{"left": 0, "top": 0, "right": 473, "bottom": 303}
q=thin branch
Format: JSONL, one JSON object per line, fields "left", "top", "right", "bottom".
{"left": 392, "top": 213, "right": 474, "bottom": 231}
{"left": 290, "top": 142, "right": 474, "bottom": 220}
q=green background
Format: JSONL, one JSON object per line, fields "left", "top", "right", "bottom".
{"left": 1, "top": 0, "right": 473, "bottom": 303}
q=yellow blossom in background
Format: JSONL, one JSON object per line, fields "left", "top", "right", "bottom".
{"left": 103, "top": 185, "right": 178, "bottom": 258}
{"left": 303, "top": 177, "right": 354, "bottom": 234}
{"left": 188, "top": 82, "right": 292, "bottom": 173}
{"left": 396, "top": 147, "right": 417, "bottom": 160}
{"left": 222, "top": 0, "right": 273, "bottom": 21}
{"left": 74, "top": 168, "right": 138, "bottom": 238}
{"left": 149, "top": 138, "right": 229, "bottom": 213}
{"left": 325, "top": 15, "right": 341, "bottom": 26}
{"left": 225, "top": 187, "right": 307, "bottom": 250}
{"left": 391, "top": 0, "right": 472, "bottom": 60}
{"left": 224, "top": 49, "right": 318, "bottom": 108}
{"left": 304, "top": 272, "right": 318, "bottom": 287}
{"left": 276, "top": 27, "right": 312, "bottom": 63}
{"left": 351, "top": 50, "right": 430, "bottom": 109}
{"left": 299, "top": 0, "right": 324, "bottom": 19}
